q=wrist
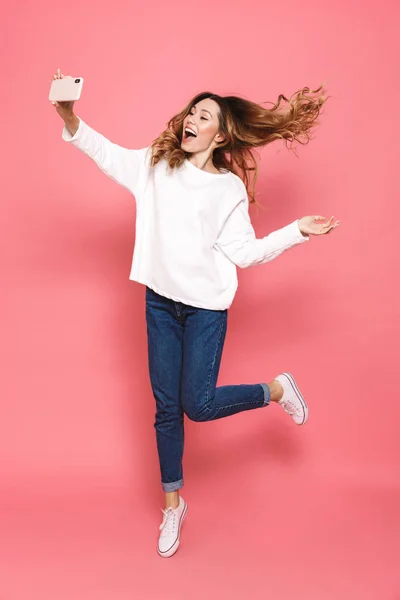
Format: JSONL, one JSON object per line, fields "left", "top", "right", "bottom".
{"left": 63, "top": 113, "right": 80, "bottom": 138}
{"left": 297, "top": 218, "right": 309, "bottom": 239}
{"left": 64, "top": 112, "right": 76, "bottom": 125}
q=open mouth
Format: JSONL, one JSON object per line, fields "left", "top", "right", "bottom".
{"left": 183, "top": 127, "right": 197, "bottom": 142}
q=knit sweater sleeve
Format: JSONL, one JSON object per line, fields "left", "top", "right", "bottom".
{"left": 214, "top": 191, "right": 309, "bottom": 269}
{"left": 61, "top": 117, "right": 149, "bottom": 195}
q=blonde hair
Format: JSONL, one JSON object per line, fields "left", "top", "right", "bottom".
{"left": 149, "top": 83, "right": 330, "bottom": 205}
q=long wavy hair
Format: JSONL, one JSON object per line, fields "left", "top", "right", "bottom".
{"left": 149, "top": 83, "right": 330, "bottom": 205}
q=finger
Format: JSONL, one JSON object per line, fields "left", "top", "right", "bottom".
{"left": 321, "top": 216, "right": 334, "bottom": 225}
{"left": 322, "top": 217, "right": 335, "bottom": 228}
{"left": 326, "top": 223, "right": 339, "bottom": 234}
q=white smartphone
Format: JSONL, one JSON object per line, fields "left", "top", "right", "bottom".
{"left": 49, "top": 76, "right": 84, "bottom": 102}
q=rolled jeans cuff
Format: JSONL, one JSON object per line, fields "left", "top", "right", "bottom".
{"left": 162, "top": 478, "right": 184, "bottom": 492}
{"left": 260, "top": 383, "right": 271, "bottom": 406}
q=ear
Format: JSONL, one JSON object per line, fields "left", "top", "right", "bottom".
{"left": 214, "top": 132, "right": 226, "bottom": 144}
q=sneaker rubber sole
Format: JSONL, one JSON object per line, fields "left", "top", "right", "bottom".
{"left": 281, "top": 371, "right": 308, "bottom": 425}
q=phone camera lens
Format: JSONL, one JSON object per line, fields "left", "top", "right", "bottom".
{"left": 75, "top": 79, "right": 80, "bottom": 83}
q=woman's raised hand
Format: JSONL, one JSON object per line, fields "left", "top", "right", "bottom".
{"left": 51, "top": 68, "right": 75, "bottom": 119}
{"left": 298, "top": 215, "right": 340, "bottom": 236}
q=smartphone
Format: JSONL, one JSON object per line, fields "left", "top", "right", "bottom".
{"left": 49, "top": 77, "right": 84, "bottom": 102}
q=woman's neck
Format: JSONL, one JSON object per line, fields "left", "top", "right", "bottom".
{"left": 187, "top": 151, "right": 220, "bottom": 174}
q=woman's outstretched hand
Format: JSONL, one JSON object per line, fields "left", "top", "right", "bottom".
{"left": 298, "top": 215, "right": 340, "bottom": 236}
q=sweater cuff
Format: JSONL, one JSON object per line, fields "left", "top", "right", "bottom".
{"left": 293, "top": 219, "right": 309, "bottom": 242}
{"left": 62, "top": 116, "right": 83, "bottom": 143}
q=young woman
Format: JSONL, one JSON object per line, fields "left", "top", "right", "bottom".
{"left": 51, "top": 69, "right": 339, "bottom": 558}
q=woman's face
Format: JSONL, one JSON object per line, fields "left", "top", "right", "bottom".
{"left": 181, "top": 98, "right": 225, "bottom": 152}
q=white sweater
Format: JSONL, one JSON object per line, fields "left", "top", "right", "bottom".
{"left": 62, "top": 117, "right": 310, "bottom": 310}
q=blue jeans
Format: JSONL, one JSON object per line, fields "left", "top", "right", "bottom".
{"left": 145, "top": 286, "right": 271, "bottom": 492}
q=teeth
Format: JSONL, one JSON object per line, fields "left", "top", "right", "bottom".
{"left": 185, "top": 127, "right": 196, "bottom": 137}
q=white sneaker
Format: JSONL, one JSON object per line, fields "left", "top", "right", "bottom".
{"left": 157, "top": 495, "right": 188, "bottom": 558}
{"left": 274, "top": 372, "right": 308, "bottom": 425}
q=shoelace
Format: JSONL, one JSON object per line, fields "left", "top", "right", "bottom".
{"left": 281, "top": 399, "right": 300, "bottom": 416}
{"left": 159, "top": 507, "right": 178, "bottom": 536}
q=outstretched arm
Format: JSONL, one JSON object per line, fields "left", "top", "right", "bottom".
{"left": 61, "top": 115, "right": 149, "bottom": 195}
{"left": 214, "top": 198, "right": 310, "bottom": 269}
{"left": 51, "top": 70, "right": 149, "bottom": 195}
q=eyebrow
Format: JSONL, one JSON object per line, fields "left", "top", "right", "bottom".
{"left": 192, "top": 105, "right": 213, "bottom": 117}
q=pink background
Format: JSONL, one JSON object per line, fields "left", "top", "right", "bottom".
{"left": 2, "top": 0, "right": 399, "bottom": 597}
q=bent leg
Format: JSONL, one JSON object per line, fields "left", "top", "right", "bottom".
{"left": 180, "top": 306, "right": 270, "bottom": 422}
